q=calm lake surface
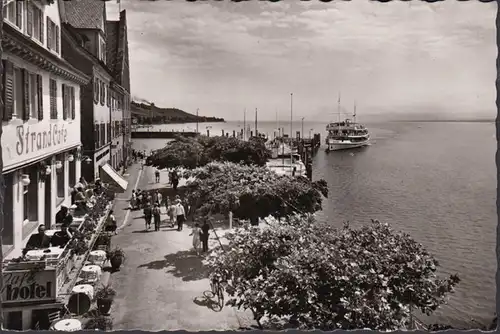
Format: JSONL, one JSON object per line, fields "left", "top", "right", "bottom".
{"left": 132, "top": 120, "right": 496, "bottom": 327}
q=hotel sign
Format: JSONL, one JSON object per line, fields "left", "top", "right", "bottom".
{"left": 2, "top": 120, "right": 80, "bottom": 171}
{"left": 2, "top": 269, "right": 57, "bottom": 304}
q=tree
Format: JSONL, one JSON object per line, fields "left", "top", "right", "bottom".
{"left": 148, "top": 135, "right": 272, "bottom": 169}
{"left": 207, "top": 218, "right": 460, "bottom": 331}
{"left": 183, "top": 162, "right": 328, "bottom": 224}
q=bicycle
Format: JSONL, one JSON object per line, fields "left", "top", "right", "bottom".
{"left": 208, "top": 277, "right": 225, "bottom": 309}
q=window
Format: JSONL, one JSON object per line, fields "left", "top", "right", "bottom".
{"left": 49, "top": 79, "right": 57, "bottom": 119}
{"left": 62, "top": 84, "right": 75, "bottom": 120}
{"left": 107, "top": 122, "right": 111, "bottom": 142}
{"left": 3, "top": 0, "right": 22, "bottom": 30}
{"left": 27, "top": 3, "right": 43, "bottom": 43}
{"left": 46, "top": 18, "right": 59, "bottom": 53}
{"left": 13, "top": 67, "right": 23, "bottom": 118}
{"left": 29, "top": 73, "right": 38, "bottom": 118}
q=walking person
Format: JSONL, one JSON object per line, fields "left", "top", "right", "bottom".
{"left": 157, "top": 190, "right": 163, "bottom": 207}
{"left": 155, "top": 169, "right": 160, "bottom": 183}
{"left": 174, "top": 198, "right": 186, "bottom": 231}
{"left": 190, "top": 223, "right": 202, "bottom": 255}
{"left": 153, "top": 204, "right": 161, "bottom": 231}
{"left": 201, "top": 220, "right": 210, "bottom": 253}
{"left": 143, "top": 202, "right": 153, "bottom": 230}
{"left": 171, "top": 169, "right": 179, "bottom": 191}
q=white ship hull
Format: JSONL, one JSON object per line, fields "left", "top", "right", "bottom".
{"left": 327, "top": 138, "right": 370, "bottom": 151}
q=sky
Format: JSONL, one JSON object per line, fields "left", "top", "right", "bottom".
{"left": 106, "top": 0, "right": 497, "bottom": 122}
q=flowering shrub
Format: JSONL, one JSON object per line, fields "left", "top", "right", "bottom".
{"left": 207, "top": 218, "right": 460, "bottom": 330}
{"left": 148, "top": 135, "right": 272, "bottom": 169}
{"left": 183, "top": 162, "right": 328, "bottom": 223}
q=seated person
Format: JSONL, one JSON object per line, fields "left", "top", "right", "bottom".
{"left": 23, "top": 225, "right": 51, "bottom": 255}
{"left": 94, "top": 179, "right": 103, "bottom": 195}
{"left": 74, "top": 187, "right": 88, "bottom": 214}
{"left": 50, "top": 222, "right": 73, "bottom": 248}
{"left": 74, "top": 177, "right": 88, "bottom": 191}
{"left": 55, "top": 206, "right": 69, "bottom": 225}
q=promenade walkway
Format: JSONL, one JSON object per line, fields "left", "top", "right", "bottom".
{"left": 107, "top": 164, "right": 256, "bottom": 331}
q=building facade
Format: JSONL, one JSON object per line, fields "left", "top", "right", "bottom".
{"left": 1, "top": 0, "right": 89, "bottom": 259}
{"left": 106, "top": 10, "right": 131, "bottom": 170}
{"left": 59, "top": 0, "right": 114, "bottom": 181}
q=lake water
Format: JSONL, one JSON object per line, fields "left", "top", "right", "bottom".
{"left": 132, "top": 120, "right": 496, "bottom": 328}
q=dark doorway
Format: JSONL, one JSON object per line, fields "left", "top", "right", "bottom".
{"left": 44, "top": 175, "right": 52, "bottom": 228}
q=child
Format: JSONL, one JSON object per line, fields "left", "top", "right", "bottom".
{"left": 190, "top": 223, "right": 201, "bottom": 255}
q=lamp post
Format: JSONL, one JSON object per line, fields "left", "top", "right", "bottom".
{"left": 301, "top": 117, "right": 304, "bottom": 141}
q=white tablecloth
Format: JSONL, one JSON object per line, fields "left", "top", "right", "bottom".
{"left": 51, "top": 319, "right": 82, "bottom": 331}
{"left": 25, "top": 247, "right": 64, "bottom": 261}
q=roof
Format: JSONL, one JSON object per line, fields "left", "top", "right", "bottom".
{"left": 60, "top": 0, "right": 106, "bottom": 31}
{"left": 105, "top": 10, "right": 130, "bottom": 92}
{"left": 62, "top": 23, "right": 114, "bottom": 80}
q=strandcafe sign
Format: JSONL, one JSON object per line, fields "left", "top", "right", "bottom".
{"left": 16, "top": 123, "right": 68, "bottom": 155}
{"left": 2, "top": 122, "right": 78, "bottom": 170}
{"left": 2, "top": 269, "right": 57, "bottom": 304}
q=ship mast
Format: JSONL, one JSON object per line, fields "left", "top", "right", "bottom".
{"left": 337, "top": 92, "right": 341, "bottom": 133}
{"left": 353, "top": 101, "right": 357, "bottom": 124}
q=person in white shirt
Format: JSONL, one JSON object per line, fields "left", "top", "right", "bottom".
{"left": 157, "top": 191, "right": 163, "bottom": 206}
{"left": 175, "top": 199, "right": 186, "bottom": 231}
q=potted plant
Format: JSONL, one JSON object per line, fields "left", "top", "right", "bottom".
{"left": 84, "top": 314, "right": 113, "bottom": 330}
{"left": 94, "top": 284, "right": 116, "bottom": 315}
{"left": 107, "top": 247, "right": 125, "bottom": 271}
{"left": 95, "top": 233, "right": 112, "bottom": 248}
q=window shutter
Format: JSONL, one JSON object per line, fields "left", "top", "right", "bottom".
{"left": 22, "top": 69, "right": 30, "bottom": 121}
{"left": 2, "top": 60, "right": 14, "bottom": 121}
{"left": 100, "top": 83, "right": 105, "bottom": 106}
{"left": 37, "top": 74, "right": 43, "bottom": 120}
{"left": 71, "top": 87, "right": 75, "bottom": 119}
{"left": 107, "top": 87, "right": 110, "bottom": 107}
{"left": 27, "top": 4, "right": 33, "bottom": 37}
{"left": 16, "top": 1, "right": 22, "bottom": 27}
{"left": 47, "top": 18, "right": 52, "bottom": 50}
{"left": 40, "top": 15, "right": 44, "bottom": 45}
{"left": 55, "top": 26, "right": 59, "bottom": 53}
{"left": 94, "top": 78, "right": 99, "bottom": 104}
{"left": 62, "top": 84, "right": 67, "bottom": 120}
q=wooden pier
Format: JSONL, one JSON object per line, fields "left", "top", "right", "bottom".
{"left": 131, "top": 131, "right": 198, "bottom": 139}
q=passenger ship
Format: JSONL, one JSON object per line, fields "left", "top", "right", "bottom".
{"left": 325, "top": 98, "right": 370, "bottom": 152}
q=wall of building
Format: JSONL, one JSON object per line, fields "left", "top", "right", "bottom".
{"left": 3, "top": 0, "right": 62, "bottom": 58}
{"left": 1, "top": 53, "right": 81, "bottom": 172}
{"left": 4, "top": 153, "right": 81, "bottom": 260}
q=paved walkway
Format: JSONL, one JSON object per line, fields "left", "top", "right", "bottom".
{"left": 107, "top": 165, "right": 256, "bottom": 331}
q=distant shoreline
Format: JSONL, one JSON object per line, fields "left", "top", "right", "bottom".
{"left": 390, "top": 119, "right": 494, "bottom": 123}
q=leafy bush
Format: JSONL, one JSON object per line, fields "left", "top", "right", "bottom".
{"left": 206, "top": 217, "right": 460, "bottom": 330}
{"left": 148, "top": 135, "right": 272, "bottom": 169}
{"left": 184, "top": 162, "right": 328, "bottom": 223}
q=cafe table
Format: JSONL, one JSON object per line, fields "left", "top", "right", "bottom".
{"left": 25, "top": 247, "right": 64, "bottom": 261}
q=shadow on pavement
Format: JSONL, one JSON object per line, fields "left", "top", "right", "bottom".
{"left": 193, "top": 295, "right": 222, "bottom": 313}
{"left": 137, "top": 249, "right": 209, "bottom": 281}
{"left": 132, "top": 230, "right": 152, "bottom": 234}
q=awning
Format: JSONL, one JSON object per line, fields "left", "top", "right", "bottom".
{"left": 99, "top": 163, "right": 128, "bottom": 193}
